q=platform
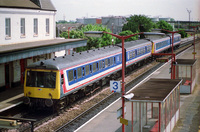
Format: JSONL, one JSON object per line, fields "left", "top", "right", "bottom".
{"left": 75, "top": 42, "right": 200, "bottom": 132}
{"left": 0, "top": 86, "right": 23, "bottom": 113}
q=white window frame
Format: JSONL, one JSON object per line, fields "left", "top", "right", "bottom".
{"left": 5, "top": 18, "right": 11, "bottom": 38}
{"left": 20, "top": 18, "right": 25, "bottom": 37}
{"left": 33, "top": 18, "right": 38, "bottom": 36}
{"left": 46, "top": 18, "right": 50, "bottom": 35}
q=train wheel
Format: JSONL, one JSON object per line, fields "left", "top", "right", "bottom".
{"left": 65, "top": 96, "right": 69, "bottom": 106}
{"left": 53, "top": 102, "right": 60, "bottom": 113}
{"left": 92, "top": 83, "right": 96, "bottom": 91}
{"left": 69, "top": 94, "right": 76, "bottom": 103}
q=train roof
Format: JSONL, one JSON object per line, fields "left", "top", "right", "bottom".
{"left": 27, "top": 45, "right": 121, "bottom": 70}
{"left": 27, "top": 34, "right": 179, "bottom": 70}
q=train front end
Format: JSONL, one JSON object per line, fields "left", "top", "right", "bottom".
{"left": 23, "top": 65, "right": 61, "bottom": 108}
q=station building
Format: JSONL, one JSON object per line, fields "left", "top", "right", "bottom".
{"left": 0, "top": 0, "right": 87, "bottom": 91}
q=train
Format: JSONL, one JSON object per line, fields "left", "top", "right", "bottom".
{"left": 23, "top": 33, "right": 181, "bottom": 110}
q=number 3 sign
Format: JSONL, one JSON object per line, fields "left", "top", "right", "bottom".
{"left": 110, "top": 81, "right": 121, "bottom": 93}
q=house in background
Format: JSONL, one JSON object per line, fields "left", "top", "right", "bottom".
{"left": 0, "top": 0, "right": 86, "bottom": 91}
{"left": 76, "top": 16, "right": 127, "bottom": 34}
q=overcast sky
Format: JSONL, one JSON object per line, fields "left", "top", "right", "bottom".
{"left": 51, "top": 0, "right": 200, "bottom": 21}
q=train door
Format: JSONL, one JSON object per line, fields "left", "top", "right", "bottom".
{"left": 5, "top": 64, "right": 10, "bottom": 88}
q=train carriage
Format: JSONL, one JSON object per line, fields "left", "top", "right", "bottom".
{"left": 154, "top": 33, "right": 181, "bottom": 53}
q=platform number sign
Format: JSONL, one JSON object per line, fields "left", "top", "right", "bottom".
{"left": 110, "top": 81, "right": 121, "bottom": 93}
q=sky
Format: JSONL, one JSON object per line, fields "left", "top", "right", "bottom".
{"left": 51, "top": 0, "right": 200, "bottom": 22}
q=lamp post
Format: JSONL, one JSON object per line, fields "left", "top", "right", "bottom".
{"left": 84, "top": 31, "right": 143, "bottom": 132}
{"left": 112, "top": 23, "right": 114, "bottom": 45}
{"left": 68, "top": 27, "right": 75, "bottom": 39}
{"left": 161, "top": 29, "right": 182, "bottom": 79}
{"left": 186, "top": 8, "right": 192, "bottom": 27}
{"left": 185, "top": 27, "right": 200, "bottom": 59}
{"left": 190, "top": 25, "right": 200, "bottom": 59}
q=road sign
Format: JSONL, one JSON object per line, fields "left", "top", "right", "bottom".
{"left": 110, "top": 81, "right": 121, "bottom": 93}
{"left": 156, "top": 58, "right": 168, "bottom": 63}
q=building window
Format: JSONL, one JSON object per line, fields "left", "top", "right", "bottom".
{"left": 46, "top": 18, "right": 50, "bottom": 34}
{"left": 33, "top": 18, "right": 38, "bottom": 35}
{"left": 21, "top": 18, "right": 25, "bottom": 36}
{"left": 5, "top": 18, "right": 11, "bottom": 37}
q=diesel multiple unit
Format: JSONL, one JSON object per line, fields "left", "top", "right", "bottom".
{"left": 23, "top": 33, "right": 181, "bottom": 109}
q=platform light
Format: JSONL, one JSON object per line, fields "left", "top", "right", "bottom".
{"left": 184, "top": 29, "right": 194, "bottom": 33}
{"left": 143, "top": 32, "right": 165, "bottom": 36}
{"left": 123, "top": 93, "right": 134, "bottom": 100}
{"left": 84, "top": 31, "right": 103, "bottom": 38}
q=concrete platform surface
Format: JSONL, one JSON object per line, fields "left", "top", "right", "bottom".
{"left": 75, "top": 42, "right": 200, "bottom": 132}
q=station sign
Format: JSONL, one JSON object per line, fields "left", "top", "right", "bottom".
{"left": 110, "top": 81, "right": 121, "bottom": 93}
{"left": 120, "top": 118, "right": 128, "bottom": 126}
{"left": 156, "top": 58, "right": 168, "bottom": 63}
{"left": 192, "top": 52, "right": 197, "bottom": 55}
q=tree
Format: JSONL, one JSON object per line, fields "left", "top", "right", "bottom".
{"left": 178, "top": 28, "right": 188, "bottom": 38}
{"left": 116, "top": 30, "right": 139, "bottom": 44}
{"left": 59, "top": 24, "right": 115, "bottom": 52}
{"left": 156, "top": 20, "right": 173, "bottom": 33}
{"left": 122, "top": 15, "right": 154, "bottom": 33}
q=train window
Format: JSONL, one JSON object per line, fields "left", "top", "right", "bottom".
{"left": 96, "top": 62, "right": 99, "bottom": 71}
{"left": 77, "top": 67, "right": 82, "bottom": 79}
{"left": 105, "top": 59, "right": 108, "bottom": 68}
{"left": 133, "top": 51, "right": 135, "bottom": 58}
{"left": 127, "top": 52, "right": 130, "bottom": 60}
{"left": 99, "top": 61, "right": 102, "bottom": 70}
{"left": 85, "top": 65, "right": 90, "bottom": 75}
{"left": 93, "top": 63, "right": 96, "bottom": 73}
{"left": 102, "top": 60, "right": 105, "bottom": 68}
{"left": 139, "top": 49, "right": 141, "bottom": 55}
{"left": 74, "top": 70, "right": 77, "bottom": 80}
{"left": 61, "top": 74, "right": 64, "bottom": 84}
{"left": 116, "top": 56, "right": 119, "bottom": 62}
{"left": 68, "top": 70, "right": 73, "bottom": 82}
{"left": 114, "top": 57, "right": 116, "bottom": 64}
{"left": 26, "top": 71, "right": 56, "bottom": 88}
{"left": 147, "top": 46, "right": 149, "bottom": 52}
{"left": 90, "top": 65, "right": 92, "bottom": 73}
{"left": 130, "top": 51, "right": 132, "bottom": 59}
{"left": 110, "top": 57, "right": 113, "bottom": 66}
{"left": 137, "top": 49, "right": 140, "bottom": 56}
{"left": 82, "top": 67, "right": 85, "bottom": 76}
{"left": 119, "top": 55, "right": 122, "bottom": 62}
{"left": 149, "top": 45, "right": 151, "bottom": 52}
{"left": 142, "top": 48, "right": 144, "bottom": 54}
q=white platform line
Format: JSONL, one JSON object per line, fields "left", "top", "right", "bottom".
{"left": 0, "top": 101, "right": 23, "bottom": 112}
